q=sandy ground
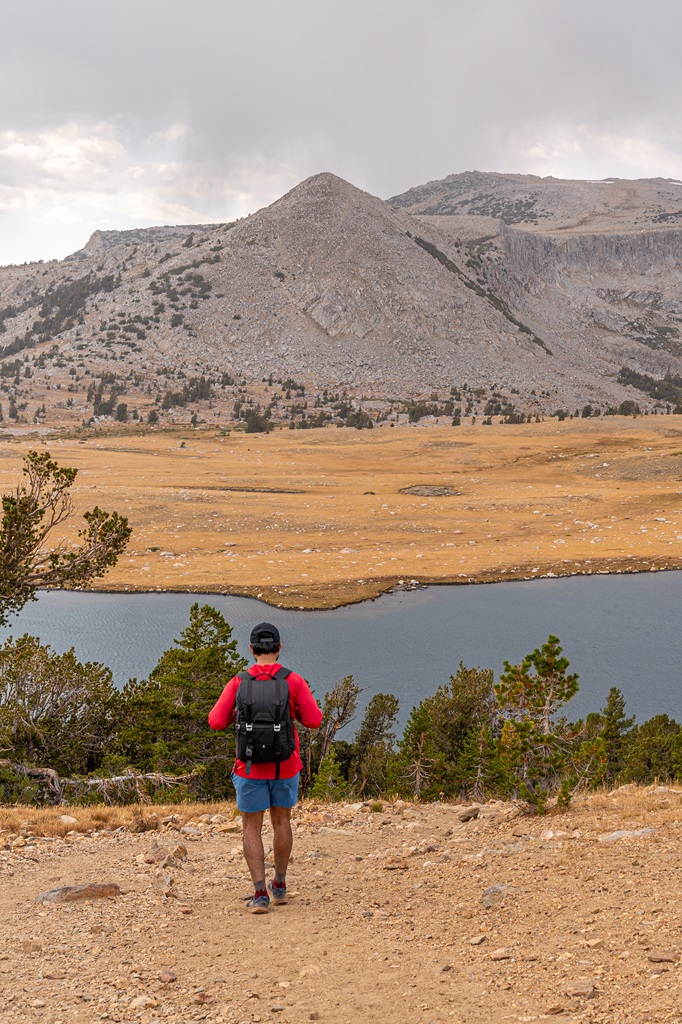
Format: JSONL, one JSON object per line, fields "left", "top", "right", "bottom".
{"left": 0, "top": 419, "right": 680, "bottom": 608}
{"left": 1, "top": 788, "right": 682, "bottom": 1024}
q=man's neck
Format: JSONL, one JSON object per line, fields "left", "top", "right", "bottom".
{"left": 254, "top": 653, "right": 279, "bottom": 665}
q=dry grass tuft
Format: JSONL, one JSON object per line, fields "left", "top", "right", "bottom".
{"left": 0, "top": 800, "right": 238, "bottom": 838}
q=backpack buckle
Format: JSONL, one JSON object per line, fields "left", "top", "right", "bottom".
{"left": 273, "top": 724, "right": 281, "bottom": 732}
{"left": 245, "top": 723, "right": 253, "bottom": 732}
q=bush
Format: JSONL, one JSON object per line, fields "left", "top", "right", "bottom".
{"left": 0, "top": 635, "right": 118, "bottom": 776}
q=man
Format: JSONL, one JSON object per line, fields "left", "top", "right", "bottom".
{"left": 208, "top": 621, "right": 323, "bottom": 913}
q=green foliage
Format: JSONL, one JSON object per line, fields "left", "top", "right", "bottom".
{"left": 0, "top": 451, "right": 131, "bottom": 626}
{"left": 0, "top": 634, "right": 118, "bottom": 775}
{"left": 617, "top": 366, "right": 682, "bottom": 405}
{"left": 496, "top": 635, "right": 604, "bottom": 811}
{"left": 309, "top": 746, "right": 350, "bottom": 801}
{"left": 0, "top": 763, "right": 42, "bottom": 804}
{"left": 586, "top": 687, "right": 635, "bottom": 783}
{"left": 620, "top": 715, "right": 682, "bottom": 783}
{"left": 243, "top": 405, "right": 272, "bottom": 433}
{"left": 116, "top": 604, "right": 246, "bottom": 796}
{"left": 398, "top": 663, "right": 497, "bottom": 800}
{"left": 619, "top": 400, "right": 641, "bottom": 416}
{"left": 350, "top": 693, "right": 399, "bottom": 797}
{"left": 299, "top": 675, "right": 359, "bottom": 793}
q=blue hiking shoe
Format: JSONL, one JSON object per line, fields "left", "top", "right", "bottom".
{"left": 246, "top": 890, "right": 270, "bottom": 914}
{"left": 268, "top": 880, "right": 288, "bottom": 905}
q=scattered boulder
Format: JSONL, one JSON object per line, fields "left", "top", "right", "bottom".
{"left": 648, "top": 950, "right": 678, "bottom": 963}
{"left": 458, "top": 805, "right": 480, "bottom": 823}
{"left": 383, "top": 855, "right": 409, "bottom": 870}
{"left": 598, "top": 828, "right": 655, "bottom": 843}
{"left": 181, "top": 825, "right": 202, "bottom": 837}
{"left": 482, "top": 884, "right": 514, "bottom": 909}
{"left": 35, "top": 883, "right": 121, "bottom": 905}
{"left": 58, "top": 815, "right": 79, "bottom": 826}
{"left": 565, "top": 980, "right": 596, "bottom": 999}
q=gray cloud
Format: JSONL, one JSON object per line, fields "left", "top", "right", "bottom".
{"left": 1, "top": 0, "right": 681, "bottom": 263}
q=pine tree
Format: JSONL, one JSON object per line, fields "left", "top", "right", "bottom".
{"left": 350, "top": 693, "right": 399, "bottom": 796}
{"left": 397, "top": 663, "right": 497, "bottom": 799}
{"left": 309, "top": 746, "right": 350, "bottom": 801}
{"left": 496, "top": 635, "right": 604, "bottom": 811}
{"left": 0, "top": 451, "right": 131, "bottom": 625}
{"left": 116, "top": 604, "right": 246, "bottom": 795}
{"left": 599, "top": 687, "right": 635, "bottom": 782}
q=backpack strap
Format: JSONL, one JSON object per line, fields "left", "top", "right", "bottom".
{"left": 237, "top": 672, "right": 255, "bottom": 776}
{"left": 270, "top": 668, "right": 291, "bottom": 780}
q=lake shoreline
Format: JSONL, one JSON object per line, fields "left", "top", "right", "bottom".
{"left": 81, "top": 554, "right": 681, "bottom": 610}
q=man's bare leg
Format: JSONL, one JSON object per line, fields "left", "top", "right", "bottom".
{"left": 241, "top": 811, "right": 266, "bottom": 889}
{"left": 270, "top": 805, "right": 293, "bottom": 883}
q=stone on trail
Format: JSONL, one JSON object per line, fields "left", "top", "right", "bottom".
{"left": 458, "top": 805, "right": 480, "bottom": 822}
{"left": 543, "top": 1003, "right": 565, "bottom": 1015}
{"left": 130, "top": 994, "right": 157, "bottom": 1010}
{"left": 181, "top": 825, "right": 202, "bottom": 837}
{"left": 648, "top": 950, "right": 678, "bottom": 963}
{"left": 383, "top": 855, "right": 409, "bottom": 870}
{"left": 35, "top": 882, "right": 121, "bottom": 904}
{"left": 58, "top": 815, "right": 79, "bottom": 826}
{"left": 158, "top": 968, "right": 177, "bottom": 983}
{"left": 144, "top": 843, "right": 171, "bottom": 864}
{"left": 565, "top": 980, "right": 596, "bottom": 999}
{"left": 490, "top": 947, "right": 512, "bottom": 961}
{"left": 482, "top": 884, "right": 514, "bottom": 909}
{"left": 470, "top": 934, "right": 487, "bottom": 945}
{"left": 598, "top": 828, "right": 655, "bottom": 843}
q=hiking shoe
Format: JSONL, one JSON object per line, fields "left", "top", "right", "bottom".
{"left": 268, "top": 880, "right": 288, "bottom": 905}
{"left": 246, "top": 891, "right": 270, "bottom": 914}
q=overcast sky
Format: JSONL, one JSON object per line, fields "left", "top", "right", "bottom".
{"left": 1, "top": 0, "right": 681, "bottom": 265}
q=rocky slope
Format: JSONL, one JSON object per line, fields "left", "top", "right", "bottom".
{"left": 1, "top": 787, "right": 681, "bottom": 1023}
{"left": 0, "top": 171, "right": 681, "bottom": 421}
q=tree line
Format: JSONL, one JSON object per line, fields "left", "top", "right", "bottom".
{"left": 0, "top": 604, "right": 678, "bottom": 810}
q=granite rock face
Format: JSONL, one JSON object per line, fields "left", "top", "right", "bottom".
{"left": 1, "top": 170, "right": 680, "bottom": 410}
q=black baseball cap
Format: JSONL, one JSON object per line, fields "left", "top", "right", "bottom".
{"left": 250, "top": 622, "right": 281, "bottom": 646}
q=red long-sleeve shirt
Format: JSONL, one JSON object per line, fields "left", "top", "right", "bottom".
{"left": 208, "top": 663, "right": 323, "bottom": 779}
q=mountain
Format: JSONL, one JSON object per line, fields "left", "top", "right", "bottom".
{"left": 1, "top": 170, "right": 681, "bottom": 426}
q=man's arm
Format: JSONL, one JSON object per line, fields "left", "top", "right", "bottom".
{"left": 291, "top": 675, "right": 323, "bottom": 729}
{"left": 208, "top": 676, "right": 240, "bottom": 730}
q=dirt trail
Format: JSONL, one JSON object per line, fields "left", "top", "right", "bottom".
{"left": 0, "top": 419, "right": 680, "bottom": 608}
{"left": 1, "top": 789, "right": 681, "bottom": 1023}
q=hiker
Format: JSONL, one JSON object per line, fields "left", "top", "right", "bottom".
{"left": 208, "top": 621, "right": 323, "bottom": 913}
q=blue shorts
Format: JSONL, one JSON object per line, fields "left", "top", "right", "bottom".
{"left": 232, "top": 772, "right": 300, "bottom": 813}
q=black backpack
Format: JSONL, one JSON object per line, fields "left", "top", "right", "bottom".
{"left": 235, "top": 667, "right": 296, "bottom": 777}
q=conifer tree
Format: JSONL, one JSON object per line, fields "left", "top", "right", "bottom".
{"left": 597, "top": 687, "right": 635, "bottom": 782}
{"left": 398, "top": 663, "right": 497, "bottom": 799}
{"left": 350, "top": 693, "right": 399, "bottom": 796}
{"left": 496, "top": 635, "right": 604, "bottom": 811}
{"left": 117, "top": 603, "right": 245, "bottom": 794}
{"left": 0, "top": 451, "right": 131, "bottom": 625}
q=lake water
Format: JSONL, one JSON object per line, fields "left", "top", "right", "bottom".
{"left": 1, "top": 573, "right": 681, "bottom": 731}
